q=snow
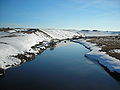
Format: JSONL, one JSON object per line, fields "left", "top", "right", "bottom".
{"left": 112, "top": 49, "right": 120, "bottom": 53}
{"left": 44, "top": 29, "right": 80, "bottom": 39}
{"left": 0, "top": 29, "right": 80, "bottom": 69}
{"left": 74, "top": 39, "right": 120, "bottom": 73}
{"left": 78, "top": 31, "right": 118, "bottom": 37}
{"left": 0, "top": 43, "right": 21, "bottom": 69}
{"left": 0, "top": 32, "right": 10, "bottom": 37}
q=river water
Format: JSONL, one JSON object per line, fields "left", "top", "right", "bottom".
{"left": 0, "top": 41, "right": 120, "bottom": 90}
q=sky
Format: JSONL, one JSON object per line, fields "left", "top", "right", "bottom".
{"left": 0, "top": 0, "right": 120, "bottom": 31}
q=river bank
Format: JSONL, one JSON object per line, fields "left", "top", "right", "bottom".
{"left": 73, "top": 35, "right": 120, "bottom": 74}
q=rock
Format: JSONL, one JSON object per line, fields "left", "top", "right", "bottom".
{"left": 0, "top": 68, "right": 5, "bottom": 76}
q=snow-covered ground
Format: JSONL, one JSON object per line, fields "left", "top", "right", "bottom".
{"left": 73, "top": 39, "right": 120, "bottom": 73}
{"left": 77, "top": 30, "right": 119, "bottom": 37}
{"left": 111, "top": 49, "right": 120, "bottom": 53}
{"left": 44, "top": 29, "right": 81, "bottom": 39}
{"left": 0, "top": 28, "right": 80, "bottom": 70}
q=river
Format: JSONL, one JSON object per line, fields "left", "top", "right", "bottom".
{"left": 0, "top": 40, "right": 120, "bottom": 90}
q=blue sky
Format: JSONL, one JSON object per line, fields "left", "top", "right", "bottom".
{"left": 0, "top": 0, "right": 120, "bottom": 31}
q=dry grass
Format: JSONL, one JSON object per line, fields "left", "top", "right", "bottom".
{"left": 0, "top": 28, "right": 14, "bottom": 32}
{"left": 87, "top": 36, "right": 120, "bottom": 60}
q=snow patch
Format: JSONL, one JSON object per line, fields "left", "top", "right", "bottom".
{"left": 111, "top": 49, "right": 120, "bottom": 53}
